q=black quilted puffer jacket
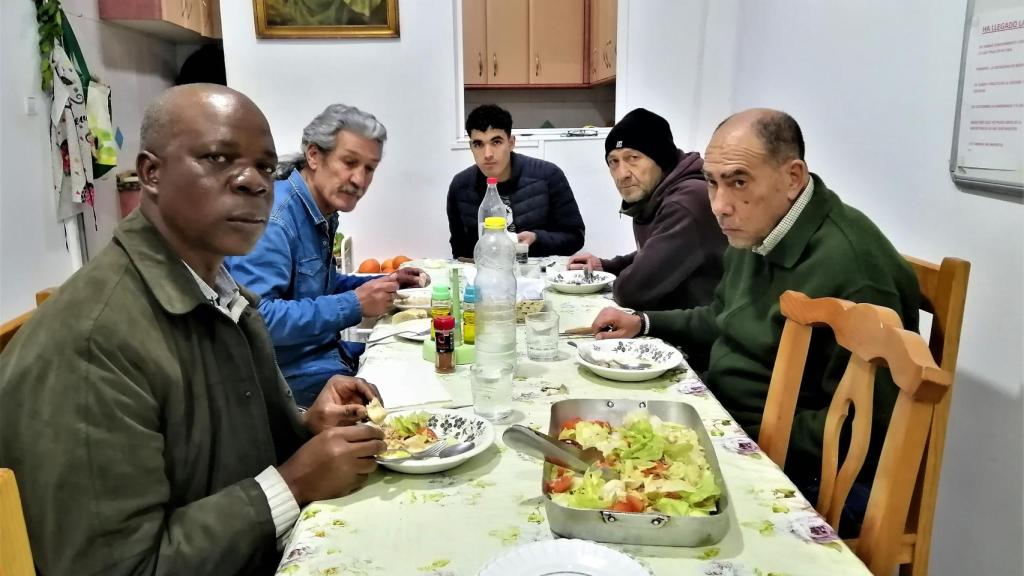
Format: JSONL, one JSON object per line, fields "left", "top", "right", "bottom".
{"left": 446, "top": 152, "right": 585, "bottom": 258}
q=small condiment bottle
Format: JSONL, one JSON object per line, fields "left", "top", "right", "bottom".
{"left": 430, "top": 284, "right": 452, "bottom": 340}
{"left": 462, "top": 284, "right": 477, "bottom": 344}
{"left": 434, "top": 315, "right": 456, "bottom": 374}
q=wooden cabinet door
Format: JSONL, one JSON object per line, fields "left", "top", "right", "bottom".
{"left": 603, "top": 0, "right": 617, "bottom": 77}
{"left": 529, "top": 0, "right": 584, "bottom": 85}
{"left": 200, "top": 0, "right": 222, "bottom": 38}
{"left": 485, "top": 0, "right": 529, "bottom": 84}
{"left": 160, "top": 0, "right": 188, "bottom": 29}
{"left": 183, "top": 0, "right": 203, "bottom": 34}
{"left": 463, "top": 0, "right": 488, "bottom": 84}
{"left": 590, "top": 0, "right": 617, "bottom": 83}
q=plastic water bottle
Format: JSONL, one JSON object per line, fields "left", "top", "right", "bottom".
{"left": 473, "top": 216, "right": 517, "bottom": 370}
{"left": 477, "top": 177, "right": 507, "bottom": 240}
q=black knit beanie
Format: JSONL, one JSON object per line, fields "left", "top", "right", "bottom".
{"left": 605, "top": 108, "right": 678, "bottom": 173}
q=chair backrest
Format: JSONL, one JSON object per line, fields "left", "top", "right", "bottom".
{"left": 0, "top": 289, "right": 56, "bottom": 353}
{"left": 899, "top": 256, "right": 969, "bottom": 575}
{"left": 0, "top": 468, "right": 34, "bottom": 576}
{"left": 763, "top": 291, "right": 951, "bottom": 575}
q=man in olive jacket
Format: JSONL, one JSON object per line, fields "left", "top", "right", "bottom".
{"left": 0, "top": 85, "right": 387, "bottom": 575}
{"left": 591, "top": 109, "right": 919, "bottom": 531}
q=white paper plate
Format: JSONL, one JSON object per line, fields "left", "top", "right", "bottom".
{"left": 548, "top": 270, "right": 616, "bottom": 294}
{"left": 392, "top": 317, "right": 431, "bottom": 342}
{"left": 478, "top": 539, "right": 650, "bottom": 576}
{"left": 575, "top": 338, "right": 683, "bottom": 382}
{"left": 377, "top": 409, "right": 495, "bottom": 474}
{"left": 395, "top": 288, "right": 432, "bottom": 310}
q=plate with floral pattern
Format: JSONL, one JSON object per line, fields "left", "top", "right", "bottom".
{"left": 377, "top": 409, "right": 495, "bottom": 474}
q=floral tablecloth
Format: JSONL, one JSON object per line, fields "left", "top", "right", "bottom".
{"left": 277, "top": 267, "right": 870, "bottom": 576}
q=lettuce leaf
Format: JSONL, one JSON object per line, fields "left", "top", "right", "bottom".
{"left": 389, "top": 412, "right": 430, "bottom": 438}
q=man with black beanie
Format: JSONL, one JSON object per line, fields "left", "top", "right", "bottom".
{"left": 569, "top": 108, "right": 726, "bottom": 323}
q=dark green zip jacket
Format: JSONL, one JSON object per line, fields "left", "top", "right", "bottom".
{"left": 0, "top": 211, "right": 309, "bottom": 575}
{"left": 647, "top": 175, "right": 920, "bottom": 483}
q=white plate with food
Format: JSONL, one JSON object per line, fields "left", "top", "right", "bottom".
{"left": 547, "top": 270, "right": 616, "bottom": 294}
{"left": 394, "top": 288, "right": 432, "bottom": 310}
{"left": 575, "top": 338, "right": 683, "bottom": 382}
{"left": 478, "top": 539, "right": 650, "bottom": 576}
{"left": 376, "top": 409, "right": 495, "bottom": 474}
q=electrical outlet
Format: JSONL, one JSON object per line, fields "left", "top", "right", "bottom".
{"left": 24, "top": 96, "right": 39, "bottom": 116}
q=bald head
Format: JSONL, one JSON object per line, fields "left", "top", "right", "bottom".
{"left": 139, "top": 84, "right": 268, "bottom": 154}
{"left": 714, "top": 108, "right": 804, "bottom": 166}
{"left": 135, "top": 84, "right": 278, "bottom": 281}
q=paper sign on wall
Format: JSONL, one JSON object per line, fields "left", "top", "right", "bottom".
{"left": 956, "top": 7, "right": 1024, "bottom": 173}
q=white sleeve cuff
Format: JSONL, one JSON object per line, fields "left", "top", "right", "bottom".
{"left": 255, "top": 466, "right": 300, "bottom": 539}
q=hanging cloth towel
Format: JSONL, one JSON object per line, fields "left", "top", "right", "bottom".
{"left": 49, "top": 42, "right": 94, "bottom": 221}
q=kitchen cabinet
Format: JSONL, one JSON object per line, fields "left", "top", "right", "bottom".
{"left": 590, "top": 0, "right": 617, "bottom": 84}
{"left": 485, "top": 0, "right": 530, "bottom": 84}
{"left": 465, "top": 0, "right": 609, "bottom": 88}
{"left": 529, "top": 0, "right": 584, "bottom": 85}
{"left": 99, "top": 0, "right": 221, "bottom": 41}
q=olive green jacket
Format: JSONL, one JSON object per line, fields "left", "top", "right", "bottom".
{"left": 0, "top": 211, "right": 309, "bottom": 575}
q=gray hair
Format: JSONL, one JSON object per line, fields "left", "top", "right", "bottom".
{"left": 274, "top": 103, "right": 387, "bottom": 179}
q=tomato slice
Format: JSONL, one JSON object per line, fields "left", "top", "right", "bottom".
{"left": 611, "top": 494, "right": 646, "bottom": 513}
{"left": 418, "top": 427, "right": 438, "bottom": 441}
{"left": 546, "top": 472, "right": 574, "bottom": 493}
{"left": 559, "top": 417, "right": 583, "bottom": 433}
{"left": 610, "top": 501, "right": 633, "bottom": 512}
{"left": 643, "top": 460, "right": 668, "bottom": 476}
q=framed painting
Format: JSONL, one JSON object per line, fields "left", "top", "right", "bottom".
{"left": 254, "top": 0, "right": 400, "bottom": 39}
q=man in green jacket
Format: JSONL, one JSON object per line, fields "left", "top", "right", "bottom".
{"left": 592, "top": 109, "right": 919, "bottom": 514}
{"left": 0, "top": 84, "right": 387, "bottom": 575}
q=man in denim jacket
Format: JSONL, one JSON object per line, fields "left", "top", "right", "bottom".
{"left": 228, "top": 104, "right": 426, "bottom": 406}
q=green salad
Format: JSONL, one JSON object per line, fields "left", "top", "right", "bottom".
{"left": 546, "top": 410, "right": 721, "bottom": 517}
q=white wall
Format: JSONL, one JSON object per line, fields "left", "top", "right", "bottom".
{"left": 1, "top": 0, "right": 79, "bottom": 321}
{"left": 729, "top": 1, "right": 1024, "bottom": 574}
{"left": 0, "top": 0, "right": 178, "bottom": 321}
{"left": 221, "top": 0, "right": 728, "bottom": 264}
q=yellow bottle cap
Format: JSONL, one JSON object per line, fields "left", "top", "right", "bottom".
{"left": 484, "top": 216, "right": 507, "bottom": 230}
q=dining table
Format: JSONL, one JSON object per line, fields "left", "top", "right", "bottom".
{"left": 276, "top": 259, "right": 872, "bottom": 576}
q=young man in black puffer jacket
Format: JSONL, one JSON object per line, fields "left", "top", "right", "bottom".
{"left": 446, "top": 104, "right": 585, "bottom": 259}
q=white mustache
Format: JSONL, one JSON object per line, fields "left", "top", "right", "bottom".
{"left": 340, "top": 186, "right": 365, "bottom": 198}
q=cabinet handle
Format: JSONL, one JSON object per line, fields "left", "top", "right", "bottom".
{"left": 535, "top": 54, "right": 540, "bottom": 76}
{"left": 478, "top": 52, "right": 483, "bottom": 78}
{"left": 603, "top": 41, "right": 612, "bottom": 68}
{"left": 493, "top": 53, "right": 498, "bottom": 77}
{"left": 591, "top": 48, "right": 597, "bottom": 74}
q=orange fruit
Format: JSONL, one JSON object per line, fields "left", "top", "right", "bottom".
{"left": 382, "top": 266, "right": 397, "bottom": 274}
{"left": 393, "top": 255, "right": 412, "bottom": 267}
{"left": 381, "top": 258, "right": 395, "bottom": 271}
{"left": 357, "top": 258, "right": 381, "bottom": 273}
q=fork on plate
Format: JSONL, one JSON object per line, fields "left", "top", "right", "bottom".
{"left": 378, "top": 438, "right": 449, "bottom": 463}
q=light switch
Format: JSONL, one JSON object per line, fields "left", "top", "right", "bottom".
{"left": 25, "top": 96, "right": 39, "bottom": 116}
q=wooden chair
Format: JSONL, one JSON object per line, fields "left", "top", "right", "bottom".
{"left": 759, "top": 291, "right": 951, "bottom": 575}
{"left": 0, "top": 289, "right": 56, "bottom": 353}
{"left": 0, "top": 469, "right": 34, "bottom": 576}
{"left": 759, "top": 257, "right": 970, "bottom": 575}
{"left": 898, "top": 256, "right": 969, "bottom": 576}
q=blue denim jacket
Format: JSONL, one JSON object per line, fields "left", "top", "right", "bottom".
{"left": 226, "top": 170, "right": 373, "bottom": 403}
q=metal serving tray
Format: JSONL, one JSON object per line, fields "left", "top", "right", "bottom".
{"left": 542, "top": 398, "right": 731, "bottom": 547}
